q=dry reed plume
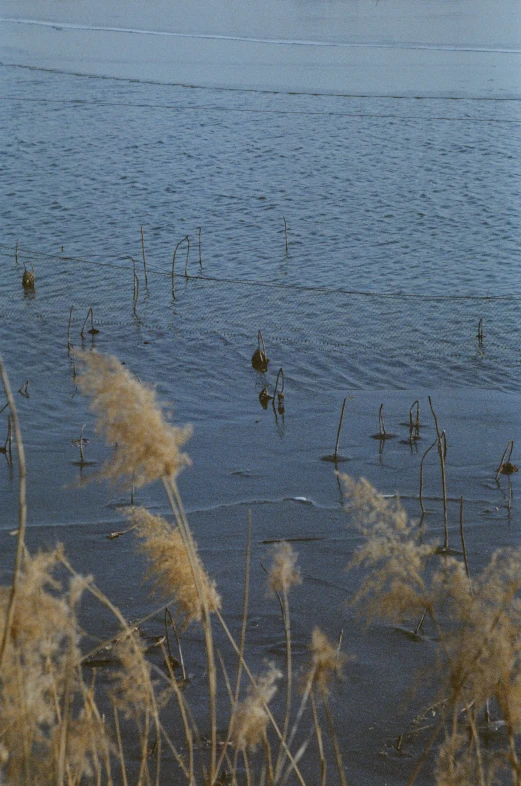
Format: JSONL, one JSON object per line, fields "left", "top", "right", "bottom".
{"left": 132, "top": 507, "right": 221, "bottom": 625}
{"left": 75, "top": 350, "right": 191, "bottom": 487}
{"left": 231, "top": 664, "right": 283, "bottom": 751}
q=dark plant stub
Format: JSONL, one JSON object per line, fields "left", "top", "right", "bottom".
{"left": 499, "top": 461, "right": 518, "bottom": 474}
{"left": 258, "top": 386, "right": 272, "bottom": 409}
{"left": 22, "top": 270, "right": 35, "bottom": 289}
{"left": 251, "top": 348, "right": 269, "bottom": 372}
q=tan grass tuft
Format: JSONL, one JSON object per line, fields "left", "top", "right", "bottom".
{"left": 132, "top": 507, "right": 221, "bottom": 625}
{"left": 342, "top": 475, "right": 435, "bottom": 622}
{"left": 268, "top": 541, "right": 302, "bottom": 596}
{"left": 307, "top": 627, "right": 347, "bottom": 697}
{"left": 75, "top": 350, "right": 191, "bottom": 487}
{"left": 231, "top": 664, "right": 282, "bottom": 751}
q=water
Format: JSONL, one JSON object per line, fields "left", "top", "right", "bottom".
{"left": 1, "top": 3, "right": 521, "bottom": 782}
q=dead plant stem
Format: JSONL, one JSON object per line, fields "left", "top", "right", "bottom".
{"left": 0, "top": 355, "right": 27, "bottom": 670}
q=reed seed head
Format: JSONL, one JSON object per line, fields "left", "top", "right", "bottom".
{"left": 268, "top": 541, "right": 302, "bottom": 596}
{"left": 231, "top": 664, "right": 282, "bottom": 751}
{"left": 306, "top": 627, "right": 347, "bottom": 696}
{"left": 132, "top": 507, "right": 221, "bottom": 625}
{"left": 75, "top": 351, "right": 191, "bottom": 487}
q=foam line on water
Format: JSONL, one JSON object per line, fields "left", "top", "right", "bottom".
{"left": 1, "top": 17, "right": 521, "bottom": 54}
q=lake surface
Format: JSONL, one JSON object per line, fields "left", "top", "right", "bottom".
{"left": 1, "top": 1, "right": 520, "bottom": 782}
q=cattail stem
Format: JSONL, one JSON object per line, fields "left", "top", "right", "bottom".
{"left": 140, "top": 226, "right": 149, "bottom": 289}
{"left": 15, "top": 240, "right": 19, "bottom": 266}
{"left": 0, "top": 356, "right": 27, "bottom": 669}
{"left": 283, "top": 217, "right": 289, "bottom": 255}
{"left": 198, "top": 227, "right": 202, "bottom": 269}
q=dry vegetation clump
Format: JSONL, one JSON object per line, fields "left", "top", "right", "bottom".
{"left": 342, "top": 474, "right": 521, "bottom": 786}
{"left": 3, "top": 349, "right": 521, "bottom": 785}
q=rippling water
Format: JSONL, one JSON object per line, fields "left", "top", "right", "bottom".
{"left": 1, "top": 43, "right": 521, "bottom": 784}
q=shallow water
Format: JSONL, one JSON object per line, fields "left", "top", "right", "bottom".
{"left": 1, "top": 2, "right": 521, "bottom": 782}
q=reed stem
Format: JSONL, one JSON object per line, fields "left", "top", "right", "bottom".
{"left": 0, "top": 356, "right": 28, "bottom": 669}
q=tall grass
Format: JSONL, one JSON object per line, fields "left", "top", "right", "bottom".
{"left": 0, "top": 350, "right": 521, "bottom": 785}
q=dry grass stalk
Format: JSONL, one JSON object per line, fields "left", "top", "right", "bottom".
{"left": 0, "top": 355, "right": 27, "bottom": 670}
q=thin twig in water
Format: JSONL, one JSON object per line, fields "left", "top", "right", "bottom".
{"left": 419, "top": 436, "right": 438, "bottom": 514}
{"left": 283, "top": 217, "right": 289, "bottom": 256}
{"left": 428, "top": 397, "right": 449, "bottom": 550}
{"left": 171, "top": 236, "right": 190, "bottom": 299}
{"left": 164, "top": 607, "right": 186, "bottom": 683}
{"left": 140, "top": 226, "right": 149, "bottom": 289}
{"left": 67, "top": 306, "right": 74, "bottom": 353}
{"left": 459, "top": 497, "right": 471, "bottom": 585}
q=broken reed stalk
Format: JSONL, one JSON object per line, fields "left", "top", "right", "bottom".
{"left": 4, "top": 415, "right": 12, "bottom": 460}
{"left": 496, "top": 439, "right": 516, "bottom": 480}
{"left": 171, "top": 236, "right": 190, "bottom": 299}
{"left": 334, "top": 398, "right": 348, "bottom": 462}
{"left": 164, "top": 607, "right": 187, "bottom": 682}
{"left": 409, "top": 399, "right": 420, "bottom": 440}
{"left": 419, "top": 436, "right": 438, "bottom": 514}
{"left": 198, "top": 227, "right": 202, "bottom": 269}
{"left": 459, "top": 496, "right": 471, "bottom": 583}
{"left": 80, "top": 307, "right": 98, "bottom": 339}
{"left": 428, "top": 396, "right": 449, "bottom": 550}
{"left": 477, "top": 318, "right": 484, "bottom": 344}
{"left": 140, "top": 226, "right": 149, "bottom": 289}
{"left": 378, "top": 403, "right": 386, "bottom": 436}
{"left": 184, "top": 236, "right": 191, "bottom": 278}
{"left": 283, "top": 216, "right": 289, "bottom": 255}
{"left": 130, "top": 257, "right": 139, "bottom": 311}
{"left": 0, "top": 356, "right": 27, "bottom": 669}
{"left": 274, "top": 368, "right": 285, "bottom": 414}
{"left": 67, "top": 306, "right": 74, "bottom": 353}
